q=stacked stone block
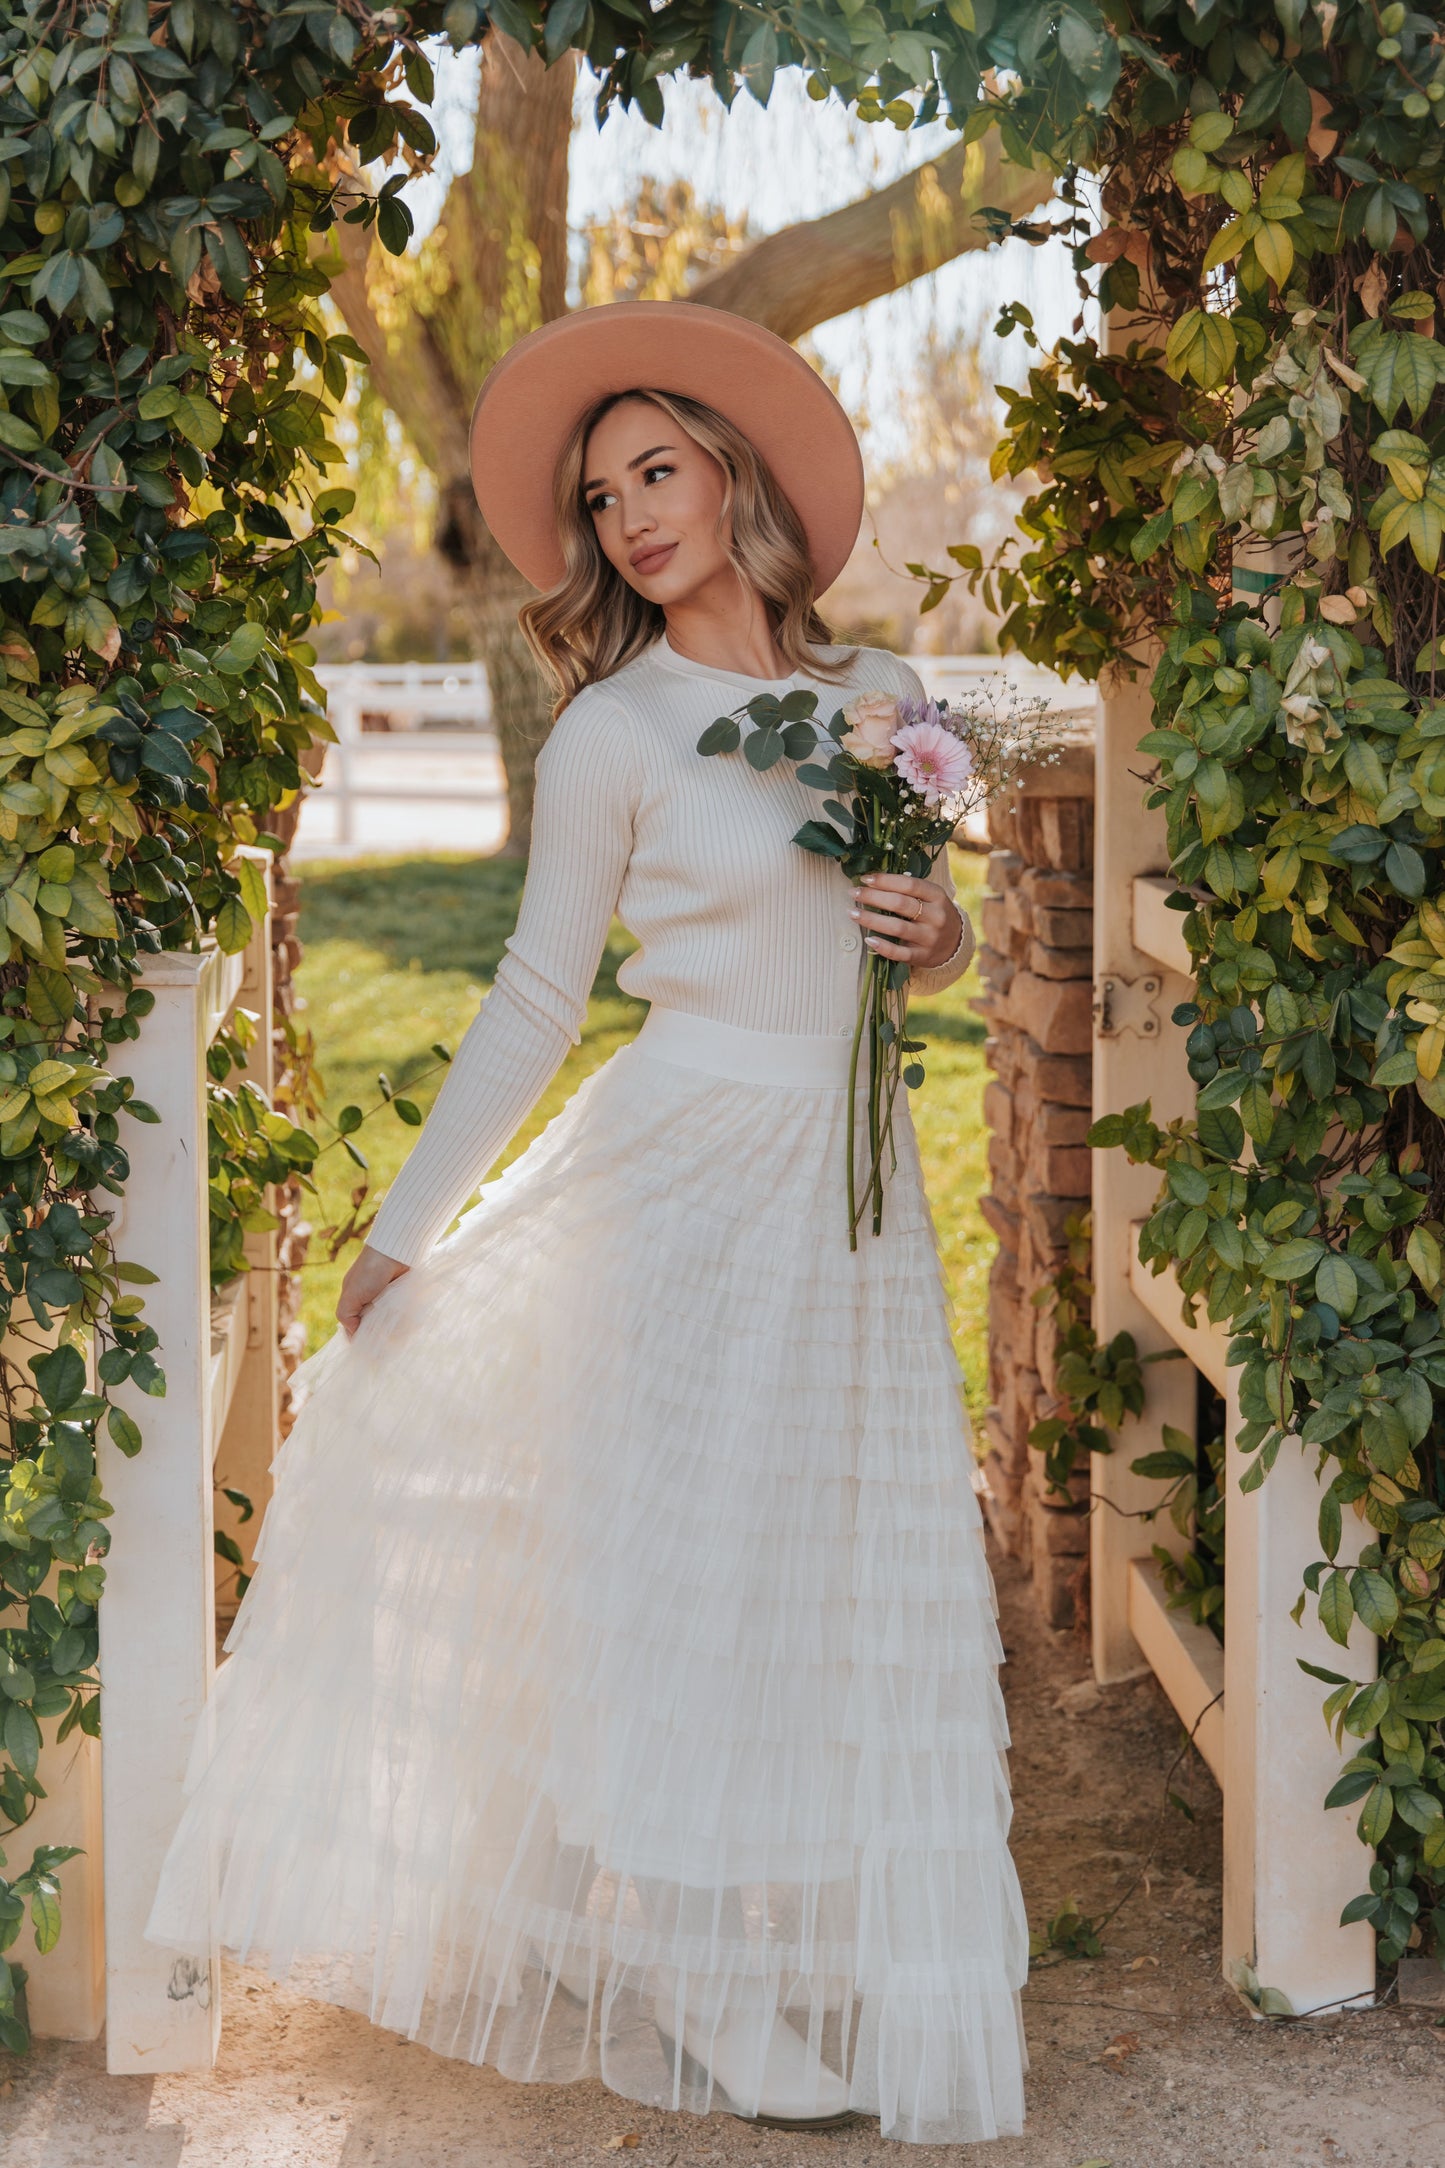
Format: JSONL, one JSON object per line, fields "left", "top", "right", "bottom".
{"left": 975, "top": 735, "right": 1097, "bottom": 1629}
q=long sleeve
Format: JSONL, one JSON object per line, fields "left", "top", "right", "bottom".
{"left": 366, "top": 690, "right": 641, "bottom": 1267}
{"left": 877, "top": 654, "right": 977, "bottom": 1003}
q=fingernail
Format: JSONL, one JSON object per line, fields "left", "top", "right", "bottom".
{"left": 849, "top": 907, "right": 860, "bottom": 919}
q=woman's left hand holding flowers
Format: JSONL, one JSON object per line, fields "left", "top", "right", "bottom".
{"left": 850, "top": 873, "right": 962, "bottom": 968}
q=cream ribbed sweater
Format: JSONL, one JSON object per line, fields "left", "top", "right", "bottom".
{"left": 366, "top": 635, "right": 977, "bottom": 1266}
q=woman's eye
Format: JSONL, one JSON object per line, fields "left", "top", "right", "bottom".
{"left": 586, "top": 491, "right": 614, "bottom": 515}
{"left": 643, "top": 464, "right": 673, "bottom": 486}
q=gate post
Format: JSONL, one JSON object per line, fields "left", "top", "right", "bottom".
{"left": 1221, "top": 1382, "right": 1378, "bottom": 2012}
{"left": 97, "top": 946, "right": 226, "bottom": 2072}
{"left": 95, "top": 872, "right": 277, "bottom": 2070}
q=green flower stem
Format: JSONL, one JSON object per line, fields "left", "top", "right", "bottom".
{"left": 845, "top": 957, "right": 873, "bottom": 1252}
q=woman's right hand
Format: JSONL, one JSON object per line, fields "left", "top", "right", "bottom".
{"left": 337, "top": 1244, "right": 410, "bottom": 1339}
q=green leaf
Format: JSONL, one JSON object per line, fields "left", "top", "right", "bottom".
{"left": 1163, "top": 308, "right": 1238, "bottom": 391}
{"left": 542, "top": 0, "right": 587, "bottom": 59}
{"left": 215, "top": 620, "right": 266, "bottom": 675}
{"left": 1251, "top": 220, "right": 1294, "bottom": 287}
{"left": 696, "top": 717, "right": 740, "bottom": 756}
{"left": 169, "top": 391, "right": 223, "bottom": 451}
{"left": 1360, "top": 1777, "right": 1395, "bottom": 1847}
{"left": 741, "top": 19, "right": 778, "bottom": 103}
{"left": 1256, "top": 1248, "right": 1325, "bottom": 1274}
{"left": 795, "top": 819, "right": 851, "bottom": 860}
{"left": 1352, "top": 322, "right": 1445, "bottom": 425}
{"left": 1189, "top": 110, "right": 1234, "bottom": 154}
{"left": 1350, "top": 1568, "right": 1399, "bottom": 1637}
{"left": 107, "top": 1405, "right": 142, "bottom": 1457}
{"left": 1343, "top": 1679, "right": 1389, "bottom": 1735}
{"left": 29, "top": 1880, "right": 61, "bottom": 1954}
{"left": 1395, "top": 1785, "right": 1445, "bottom": 1834}
{"left": 31, "top": 1341, "right": 86, "bottom": 1414}
{"left": 1385, "top": 841, "right": 1427, "bottom": 897}
{"left": 486, "top": 0, "right": 535, "bottom": 41}
{"left": 1315, "top": 1254, "right": 1357, "bottom": 1316}
{"left": 1302, "top": 1033, "right": 1336, "bottom": 1099}
{"left": 233, "top": 857, "right": 267, "bottom": 926}
{"left": 214, "top": 895, "right": 252, "bottom": 955}
{"left": 1196, "top": 1066, "right": 1248, "bottom": 1110}
{"left": 3, "top": 1702, "right": 40, "bottom": 1779}
{"left": 1319, "top": 1567, "right": 1355, "bottom": 1647}
{"left": 1324, "top": 1766, "right": 1379, "bottom": 1809}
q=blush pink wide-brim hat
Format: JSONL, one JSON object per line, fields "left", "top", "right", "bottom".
{"left": 468, "top": 300, "right": 865, "bottom": 594}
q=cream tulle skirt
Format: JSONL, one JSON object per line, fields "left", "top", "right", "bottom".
{"left": 144, "top": 1007, "right": 1030, "bottom": 2144}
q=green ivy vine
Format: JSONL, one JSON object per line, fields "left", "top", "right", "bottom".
{"left": 0, "top": 0, "right": 490, "bottom": 2052}
{"left": 933, "top": 0, "right": 1445, "bottom": 1972}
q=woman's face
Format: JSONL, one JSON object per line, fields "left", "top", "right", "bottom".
{"left": 581, "top": 397, "right": 733, "bottom": 607}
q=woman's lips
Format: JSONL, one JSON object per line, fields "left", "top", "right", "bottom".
{"left": 630, "top": 541, "right": 678, "bottom": 577}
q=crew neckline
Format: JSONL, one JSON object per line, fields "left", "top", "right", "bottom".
{"left": 648, "top": 630, "right": 804, "bottom": 693}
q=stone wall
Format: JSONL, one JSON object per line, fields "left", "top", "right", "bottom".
{"left": 975, "top": 734, "right": 1097, "bottom": 1630}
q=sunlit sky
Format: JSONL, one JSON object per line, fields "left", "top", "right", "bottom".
{"left": 402, "top": 48, "right": 1082, "bottom": 467}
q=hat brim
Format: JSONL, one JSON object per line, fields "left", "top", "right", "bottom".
{"left": 468, "top": 301, "right": 864, "bottom": 595}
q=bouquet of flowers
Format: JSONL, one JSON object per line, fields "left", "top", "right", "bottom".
{"left": 698, "top": 680, "right": 1058, "bottom": 1249}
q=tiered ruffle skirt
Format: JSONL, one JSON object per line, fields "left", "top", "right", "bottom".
{"left": 144, "top": 1011, "right": 1030, "bottom": 2144}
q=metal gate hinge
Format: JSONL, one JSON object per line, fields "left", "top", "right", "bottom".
{"left": 1094, "top": 972, "right": 1162, "bottom": 1040}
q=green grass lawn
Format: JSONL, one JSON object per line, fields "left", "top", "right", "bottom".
{"left": 294, "top": 846, "right": 994, "bottom": 1423}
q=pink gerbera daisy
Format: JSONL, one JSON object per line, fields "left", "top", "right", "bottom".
{"left": 891, "top": 720, "right": 973, "bottom": 806}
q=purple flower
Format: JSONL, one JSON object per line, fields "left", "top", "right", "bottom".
{"left": 895, "top": 695, "right": 947, "bottom": 734}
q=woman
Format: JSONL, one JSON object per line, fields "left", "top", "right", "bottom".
{"left": 145, "top": 301, "right": 1030, "bottom": 2145}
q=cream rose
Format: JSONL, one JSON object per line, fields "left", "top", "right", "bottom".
{"left": 838, "top": 692, "right": 902, "bottom": 769}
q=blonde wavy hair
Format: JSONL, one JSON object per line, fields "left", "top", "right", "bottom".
{"left": 518, "top": 388, "right": 856, "bottom": 715}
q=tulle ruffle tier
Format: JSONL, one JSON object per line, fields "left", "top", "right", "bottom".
{"left": 143, "top": 1027, "right": 1029, "bottom": 2144}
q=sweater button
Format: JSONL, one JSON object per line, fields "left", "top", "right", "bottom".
{"left": 840, "top": 932, "right": 859, "bottom": 951}
{"left": 836, "top": 1025, "right": 851, "bottom": 1037}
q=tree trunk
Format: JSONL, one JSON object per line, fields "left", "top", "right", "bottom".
{"left": 439, "top": 475, "right": 555, "bottom": 855}
{"left": 328, "top": 32, "right": 574, "bottom": 855}
{"left": 447, "top": 36, "right": 573, "bottom": 854}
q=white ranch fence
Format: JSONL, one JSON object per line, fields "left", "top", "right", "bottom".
{"left": 307, "top": 661, "right": 497, "bottom": 853}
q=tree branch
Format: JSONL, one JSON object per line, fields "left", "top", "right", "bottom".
{"left": 686, "top": 135, "right": 1055, "bottom": 342}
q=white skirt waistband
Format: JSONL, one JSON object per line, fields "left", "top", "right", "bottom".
{"left": 633, "top": 1007, "right": 855, "bottom": 1089}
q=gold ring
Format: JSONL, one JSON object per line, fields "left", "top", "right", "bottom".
{"left": 911, "top": 897, "right": 924, "bottom": 921}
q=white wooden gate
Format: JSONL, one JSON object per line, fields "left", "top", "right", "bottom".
{"left": 1089, "top": 304, "right": 1378, "bottom": 2013}
{"left": 21, "top": 857, "right": 277, "bottom": 2067}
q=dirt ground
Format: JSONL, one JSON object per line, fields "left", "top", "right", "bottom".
{"left": 3, "top": 1545, "right": 1442, "bottom": 2168}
